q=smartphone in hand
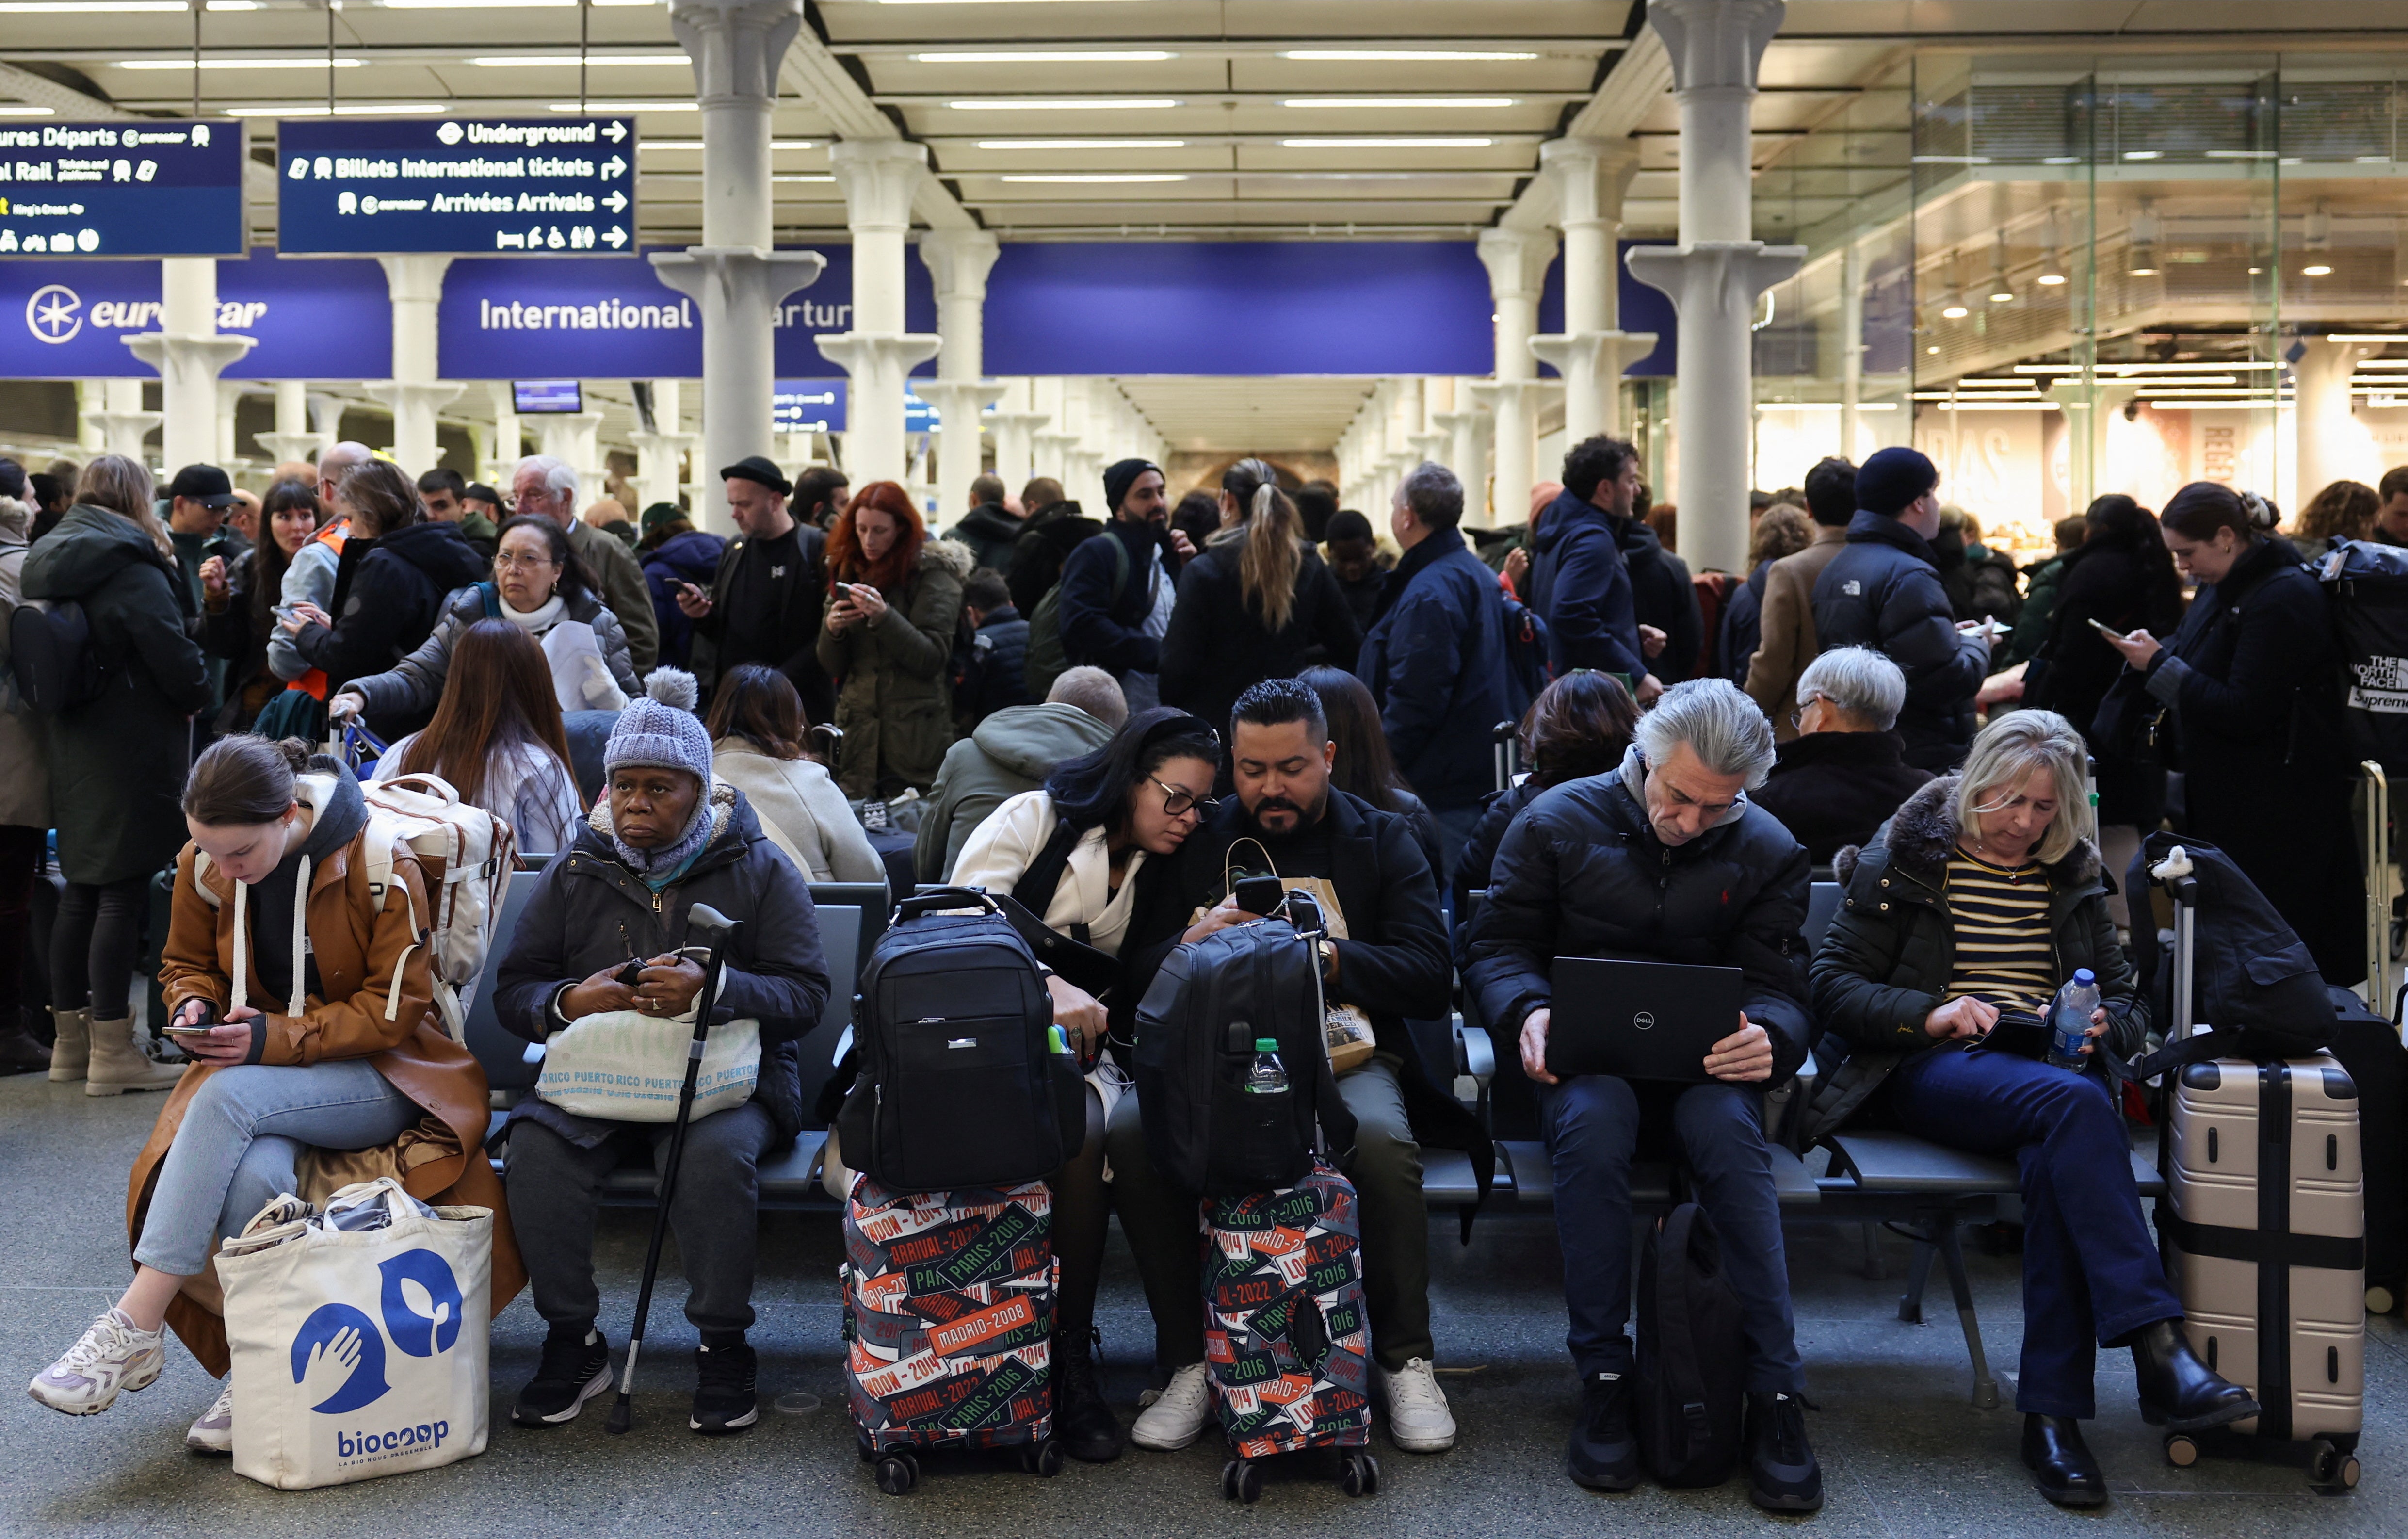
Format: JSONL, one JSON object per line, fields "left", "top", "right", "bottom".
{"left": 2085, "top": 616, "right": 2128, "bottom": 643}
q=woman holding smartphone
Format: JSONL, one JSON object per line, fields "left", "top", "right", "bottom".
{"left": 27, "top": 736, "right": 519, "bottom": 1454}
{"left": 812, "top": 481, "right": 971, "bottom": 797}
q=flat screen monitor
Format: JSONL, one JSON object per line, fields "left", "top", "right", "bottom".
{"left": 514, "top": 379, "right": 582, "bottom": 414}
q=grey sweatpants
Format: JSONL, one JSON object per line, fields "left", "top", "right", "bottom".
{"left": 504, "top": 1101, "right": 777, "bottom": 1344}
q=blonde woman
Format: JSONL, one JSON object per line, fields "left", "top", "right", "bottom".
{"left": 21, "top": 454, "right": 209, "bottom": 1093}
{"left": 1158, "top": 457, "right": 1360, "bottom": 736}
{"left": 1808, "top": 709, "right": 2256, "bottom": 1507}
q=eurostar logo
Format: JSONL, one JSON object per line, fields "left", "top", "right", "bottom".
{"left": 26, "top": 283, "right": 81, "bottom": 344}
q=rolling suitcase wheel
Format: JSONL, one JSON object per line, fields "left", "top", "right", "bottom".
{"left": 2163, "top": 1434, "right": 2199, "bottom": 1468}
{"left": 875, "top": 1450, "right": 919, "bottom": 1495}
{"left": 1221, "top": 1458, "right": 1264, "bottom": 1503}
{"left": 1339, "top": 1449, "right": 1380, "bottom": 1497}
{"left": 1019, "top": 1438, "right": 1066, "bottom": 1477}
{"left": 2308, "top": 1438, "right": 2361, "bottom": 1492}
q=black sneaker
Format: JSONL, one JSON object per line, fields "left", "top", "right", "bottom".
{"left": 1053, "top": 1327, "right": 1126, "bottom": 1462}
{"left": 692, "top": 1341, "right": 759, "bottom": 1435}
{"left": 1566, "top": 1370, "right": 1639, "bottom": 1491}
{"left": 1745, "top": 1390, "right": 1824, "bottom": 1513}
{"left": 513, "top": 1327, "right": 613, "bottom": 1427}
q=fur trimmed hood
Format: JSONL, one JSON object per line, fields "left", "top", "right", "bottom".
{"left": 921, "top": 536, "right": 977, "bottom": 580}
{"left": 1831, "top": 773, "right": 2100, "bottom": 890}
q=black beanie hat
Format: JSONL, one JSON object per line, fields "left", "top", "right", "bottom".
{"left": 1102, "top": 457, "right": 1159, "bottom": 513}
{"left": 1855, "top": 446, "right": 1939, "bottom": 518}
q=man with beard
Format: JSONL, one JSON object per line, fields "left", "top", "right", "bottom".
{"left": 1058, "top": 456, "right": 1190, "bottom": 712}
{"left": 1106, "top": 678, "right": 1489, "bottom": 1460}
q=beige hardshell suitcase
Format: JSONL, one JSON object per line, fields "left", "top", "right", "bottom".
{"left": 2151, "top": 849, "right": 2365, "bottom": 1490}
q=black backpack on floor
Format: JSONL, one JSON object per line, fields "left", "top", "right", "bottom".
{"left": 1132, "top": 894, "right": 1358, "bottom": 1196}
{"left": 837, "top": 887, "right": 1082, "bottom": 1194}
{"left": 1635, "top": 1203, "right": 1747, "bottom": 1487}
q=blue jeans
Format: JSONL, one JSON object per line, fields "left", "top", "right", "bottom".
{"left": 1542, "top": 1075, "right": 1804, "bottom": 1394}
{"left": 133, "top": 1062, "right": 420, "bottom": 1276}
{"left": 1890, "top": 1047, "right": 2182, "bottom": 1418}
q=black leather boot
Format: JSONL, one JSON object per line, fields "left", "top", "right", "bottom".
{"left": 1053, "top": 1327, "right": 1125, "bottom": 1462}
{"left": 2131, "top": 1320, "right": 2260, "bottom": 1432}
{"left": 2021, "top": 1415, "right": 2107, "bottom": 1507}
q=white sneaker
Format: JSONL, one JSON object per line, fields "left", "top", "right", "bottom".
{"left": 1378, "top": 1357, "right": 1457, "bottom": 1452}
{"left": 28, "top": 1309, "right": 166, "bottom": 1415}
{"left": 1129, "top": 1362, "right": 1213, "bottom": 1451}
{"left": 186, "top": 1379, "right": 234, "bottom": 1454}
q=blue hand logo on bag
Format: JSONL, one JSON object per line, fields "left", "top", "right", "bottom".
{"left": 290, "top": 1302, "right": 391, "bottom": 1415}
{"left": 378, "top": 1249, "right": 464, "bottom": 1358}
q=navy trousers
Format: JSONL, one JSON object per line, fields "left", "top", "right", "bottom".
{"left": 1890, "top": 1047, "right": 2182, "bottom": 1418}
{"left": 1542, "top": 1075, "right": 1805, "bottom": 1394}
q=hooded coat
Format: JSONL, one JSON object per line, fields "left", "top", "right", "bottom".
{"left": 0, "top": 495, "right": 50, "bottom": 828}
{"left": 292, "top": 519, "right": 490, "bottom": 720}
{"left": 948, "top": 500, "right": 1027, "bottom": 572}
{"left": 493, "top": 779, "right": 832, "bottom": 1145}
{"left": 815, "top": 538, "right": 974, "bottom": 795}
{"left": 140, "top": 762, "right": 523, "bottom": 1376}
{"left": 1525, "top": 487, "right": 1648, "bottom": 682}
{"left": 640, "top": 526, "right": 728, "bottom": 670}
{"left": 913, "top": 700, "right": 1116, "bottom": 883}
{"left": 1801, "top": 775, "right": 2141, "bottom": 1140}
{"left": 21, "top": 505, "right": 211, "bottom": 885}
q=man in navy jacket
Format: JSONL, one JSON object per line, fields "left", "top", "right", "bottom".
{"left": 1810, "top": 447, "right": 1992, "bottom": 772}
{"left": 1356, "top": 460, "right": 1514, "bottom": 866}
{"left": 1527, "top": 436, "right": 1662, "bottom": 703}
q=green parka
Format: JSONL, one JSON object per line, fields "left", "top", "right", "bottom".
{"left": 815, "top": 537, "right": 972, "bottom": 796}
{"left": 22, "top": 505, "right": 210, "bottom": 884}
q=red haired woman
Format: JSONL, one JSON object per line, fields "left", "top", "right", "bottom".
{"left": 812, "top": 481, "right": 972, "bottom": 796}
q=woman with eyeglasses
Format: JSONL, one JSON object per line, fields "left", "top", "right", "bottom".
{"left": 943, "top": 707, "right": 1222, "bottom": 1466}
{"left": 329, "top": 514, "right": 642, "bottom": 730}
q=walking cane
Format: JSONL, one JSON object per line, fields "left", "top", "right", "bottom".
{"left": 605, "top": 901, "right": 742, "bottom": 1435}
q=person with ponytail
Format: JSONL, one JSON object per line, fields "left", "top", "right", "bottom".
{"left": 28, "top": 735, "right": 521, "bottom": 1454}
{"left": 21, "top": 454, "right": 210, "bottom": 1094}
{"left": 1157, "top": 457, "right": 1361, "bottom": 738}
{"left": 2101, "top": 481, "right": 2363, "bottom": 981}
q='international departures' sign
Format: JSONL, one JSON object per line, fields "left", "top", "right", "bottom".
{"left": 277, "top": 116, "right": 635, "bottom": 256}
{"left": 0, "top": 120, "right": 246, "bottom": 258}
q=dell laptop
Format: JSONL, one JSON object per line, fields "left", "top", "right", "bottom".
{"left": 1545, "top": 957, "right": 1745, "bottom": 1083}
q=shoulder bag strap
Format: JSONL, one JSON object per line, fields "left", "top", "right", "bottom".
{"left": 1010, "top": 817, "right": 1087, "bottom": 927}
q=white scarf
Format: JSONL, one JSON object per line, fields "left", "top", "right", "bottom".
{"left": 500, "top": 592, "right": 566, "bottom": 634}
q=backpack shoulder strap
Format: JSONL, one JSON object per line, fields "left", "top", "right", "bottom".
{"left": 1652, "top": 1206, "right": 1718, "bottom": 1451}
{"left": 477, "top": 582, "right": 501, "bottom": 619}
{"left": 1108, "top": 530, "right": 1132, "bottom": 605}
{"left": 359, "top": 815, "right": 423, "bottom": 1022}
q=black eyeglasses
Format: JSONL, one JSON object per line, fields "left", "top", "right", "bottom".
{"left": 1152, "top": 777, "right": 1218, "bottom": 818}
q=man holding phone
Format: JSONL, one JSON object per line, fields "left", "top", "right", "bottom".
{"left": 673, "top": 456, "right": 834, "bottom": 724}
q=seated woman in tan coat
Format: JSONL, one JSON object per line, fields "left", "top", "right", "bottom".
{"left": 27, "top": 736, "right": 521, "bottom": 1454}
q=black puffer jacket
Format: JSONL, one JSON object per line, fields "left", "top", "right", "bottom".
{"left": 1461, "top": 748, "right": 1815, "bottom": 1085}
{"left": 1812, "top": 512, "right": 1990, "bottom": 771}
{"left": 492, "top": 782, "right": 832, "bottom": 1142}
{"left": 295, "top": 520, "right": 490, "bottom": 713}
{"left": 1802, "top": 775, "right": 2142, "bottom": 1141}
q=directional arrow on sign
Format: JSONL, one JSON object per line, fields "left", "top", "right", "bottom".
{"left": 601, "top": 155, "right": 627, "bottom": 180}
{"left": 604, "top": 190, "right": 629, "bottom": 213}
{"left": 604, "top": 120, "right": 629, "bottom": 143}
{"left": 603, "top": 225, "right": 628, "bottom": 249}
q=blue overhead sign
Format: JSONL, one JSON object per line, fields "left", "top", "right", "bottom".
{"left": 277, "top": 116, "right": 635, "bottom": 256}
{"left": 0, "top": 248, "right": 389, "bottom": 378}
{"left": 0, "top": 120, "right": 244, "bottom": 259}
{"left": 774, "top": 380, "right": 845, "bottom": 433}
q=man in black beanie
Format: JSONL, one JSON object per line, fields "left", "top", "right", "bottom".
{"left": 1809, "top": 446, "right": 1991, "bottom": 771}
{"left": 1054, "top": 456, "right": 1190, "bottom": 711}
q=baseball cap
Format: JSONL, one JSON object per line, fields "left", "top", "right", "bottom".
{"left": 167, "top": 464, "right": 235, "bottom": 509}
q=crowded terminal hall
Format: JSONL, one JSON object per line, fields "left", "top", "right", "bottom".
{"left": 7, "top": 0, "right": 2408, "bottom": 1533}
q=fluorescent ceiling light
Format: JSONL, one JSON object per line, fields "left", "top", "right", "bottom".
{"left": 640, "top": 139, "right": 816, "bottom": 150}
{"left": 948, "top": 98, "right": 1179, "bottom": 110}
{"left": 1280, "top": 49, "right": 1539, "bottom": 62}
{"left": 2204, "top": 149, "right": 2277, "bottom": 159}
{"left": 2303, "top": 262, "right": 2334, "bottom": 276}
{"left": 118, "top": 59, "right": 365, "bottom": 70}
{"left": 2013, "top": 364, "right": 2082, "bottom": 373}
{"left": 549, "top": 101, "right": 698, "bottom": 112}
{"left": 1282, "top": 97, "right": 1517, "bottom": 109}
{"left": 470, "top": 55, "right": 691, "bottom": 67}
{"left": 975, "top": 138, "right": 1187, "bottom": 149}
{"left": 1280, "top": 137, "right": 1495, "bottom": 148}
{"left": 0, "top": 105, "right": 55, "bottom": 116}
{"left": 379, "top": 1, "right": 579, "bottom": 8}
{"left": 2120, "top": 375, "right": 2238, "bottom": 386}
{"left": 1931, "top": 401, "right": 2059, "bottom": 411}
{"left": 2327, "top": 335, "right": 2408, "bottom": 342}
{"left": 2105, "top": 360, "right": 2278, "bottom": 373}
{"left": 2148, "top": 401, "right": 2293, "bottom": 410}
{"left": 2123, "top": 150, "right": 2161, "bottom": 161}
{"left": 0, "top": 1, "right": 188, "bottom": 9}
{"left": 224, "top": 103, "right": 448, "bottom": 116}
{"left": 913, "top": 50, "right": 1175, "bottom": 63}
{"left": 772, "top": 175, "right": 835, "bottom": 183}
{"left": 998, "top": 173, "right": 1189, "bottom": 183}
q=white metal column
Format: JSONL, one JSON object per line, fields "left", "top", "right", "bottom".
{"left": 1528, "top": 138, "right": 1654, "bottom": 444}
{"left": 124, "top": 259, "right": 252, "bottom": 471}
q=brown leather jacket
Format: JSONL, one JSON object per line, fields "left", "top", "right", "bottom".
{"left": 130, "top": 829, "right": 524, "bottom": 1376}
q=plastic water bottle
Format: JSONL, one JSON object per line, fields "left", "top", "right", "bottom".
{"left": 1244, "top": 1037, "right": 1289, "bottom": 1095}
{"left": 2048, "top": 969, "right": 2099, "bottom": 1071}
